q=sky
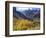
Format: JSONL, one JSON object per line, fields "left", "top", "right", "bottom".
{"left": 16, "top": 7, "right": 40, "bottom": 12}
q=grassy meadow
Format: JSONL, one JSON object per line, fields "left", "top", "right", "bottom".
{"left": 13, "top": 17, "right": 40, "bottom": 31}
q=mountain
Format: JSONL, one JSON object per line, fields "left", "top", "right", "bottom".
{"left": 13, "top": 8, "right": 40, "bottom": 20}
{"left": 13, "top": 11, "right": 33, "bottom": 20}
{"left": 13, "top": 11, "right": 27, "bottom": 19}
{"left": 23, "top": 9, "right": 34, "bottom": 19}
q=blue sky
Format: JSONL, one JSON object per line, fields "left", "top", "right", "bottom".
{"left": 16, "top": 7, "right": 40, "bottom": 12}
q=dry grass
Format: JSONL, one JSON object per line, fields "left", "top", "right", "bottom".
{"left": 13, "top": 17, "right": 40, "bottom": 31}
